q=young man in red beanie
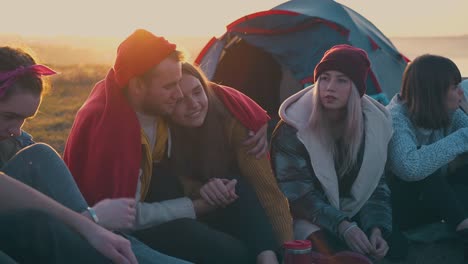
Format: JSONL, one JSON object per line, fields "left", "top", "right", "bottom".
{"left": 64, "top": 29, "right": 190, "bottom": 229}
{"left": 64, "top": 29, "right": 270, "bottom": 264}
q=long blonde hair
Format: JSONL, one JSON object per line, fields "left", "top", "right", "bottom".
{"left": 309, "top": 80, "right": 364, "bottom": 178}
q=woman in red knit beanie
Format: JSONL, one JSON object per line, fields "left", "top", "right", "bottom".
{"left": 271, "top": 44, "right": 404, "bottom": 262}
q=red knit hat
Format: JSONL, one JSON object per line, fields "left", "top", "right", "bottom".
{"left": 313, "top": 44, "right": 370, "bottom": 97}
{"left": 113, "top": 29, "right": 176, "bottom": 88}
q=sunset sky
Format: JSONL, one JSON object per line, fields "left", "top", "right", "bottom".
{"left": 2, "top": 0, "right": 467, "bottom": 38}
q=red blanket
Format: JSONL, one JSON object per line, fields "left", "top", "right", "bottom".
{"left": 64, "top": 70, "right": 141, "bottom": 205}
{"left": 64, "top": 71, "right": 269, "bottom": 205}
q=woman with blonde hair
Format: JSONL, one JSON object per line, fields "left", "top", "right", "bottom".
{"left": 271, "top": 45, "right": 396, "bottom": 261}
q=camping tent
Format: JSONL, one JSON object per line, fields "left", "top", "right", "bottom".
{"left": 195, "top": 0, "right": 409, "bottom": 118}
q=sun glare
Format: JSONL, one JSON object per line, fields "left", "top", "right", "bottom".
{"left": 1, "top": 0, "right": 467, "bottom": 38}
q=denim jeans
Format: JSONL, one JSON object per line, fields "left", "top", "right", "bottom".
{"left": 389, "top": 165, "right": 468, "bottom": 231}
{"left": 134, "top": 173, "right": 278, "bottom": 264}
{"left": 0, "top": 210, "right": 112, "bottom": 264}
{"left": 1, "top": 143, "right": 191, "bottom": 264}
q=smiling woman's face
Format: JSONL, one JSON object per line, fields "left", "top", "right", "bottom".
{"left": 0, "top": 90, "right": 40, "bottom": 141}
{"left": 170, "top": 73, "right": 209, "bottom": 127}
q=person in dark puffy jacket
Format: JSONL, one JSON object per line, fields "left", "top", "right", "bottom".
{"left": 271, "top": 45, "right": 397, "bottom": 261}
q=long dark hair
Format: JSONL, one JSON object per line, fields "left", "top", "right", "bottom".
{"left": 169, "top": 63, "right": 234, "bottom": 194}
{"left": 0, "top": 46, "right": 46, "bottom": 101}
{"left": 400, "top": 54, "right": 461, "bottom": 129}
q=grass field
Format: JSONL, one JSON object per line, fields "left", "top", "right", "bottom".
{"left": 22, "top": 64, "right": 109, "bottom": 154}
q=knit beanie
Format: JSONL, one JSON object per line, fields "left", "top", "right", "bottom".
{"left": 314, "top": 44, "right": 370, "bottom": 97}
{"left": 113, "top": 29, "right": 176, "bottom": 88}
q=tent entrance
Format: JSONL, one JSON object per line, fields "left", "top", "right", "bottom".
{"left": 212, "top": 39, "right": 302, "bottom": 119}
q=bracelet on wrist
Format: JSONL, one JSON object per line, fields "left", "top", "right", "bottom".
{"left": 86, "top": 207, "right": 99, "bottom": 224}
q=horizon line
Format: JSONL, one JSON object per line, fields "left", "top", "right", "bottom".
{"left": 1, "top": 32, "right": 468, "bottom": 40}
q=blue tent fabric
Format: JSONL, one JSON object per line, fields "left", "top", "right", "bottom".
{"left": 196, "top": 0, "right": 408, "bottom": 110}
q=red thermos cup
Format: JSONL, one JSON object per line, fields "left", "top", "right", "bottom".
{"left": 283, "top": 240, "right": 312, "bottom": 264}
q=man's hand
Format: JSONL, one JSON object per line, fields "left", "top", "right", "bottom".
{"left": 242, "top": 123, "right": 268, "bottom": 159}
{"left": 92, "top": 198, "right": 136, "bottom": 231}
{"left": 192, "top": 199, "right": 217, "bottom": 217}
{"left": 200, "top": 178, "right": 238, "bottom": 207}
{"left": 369, "top": 228, "right": 389, "bottom": 260}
